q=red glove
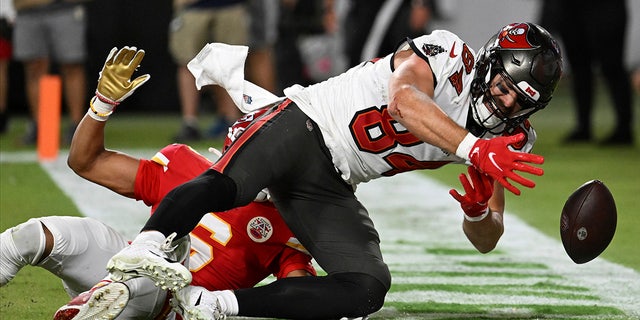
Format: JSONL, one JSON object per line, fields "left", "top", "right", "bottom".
{"left": 458, "top": 133, "right": 543, "bottom": 195}
{"left": 449, "top": 166, "right": 494, "bottom": 221}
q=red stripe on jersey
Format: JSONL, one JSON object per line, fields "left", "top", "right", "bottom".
{"left": 212, "top": 99, "right": 292, "bottom": 173}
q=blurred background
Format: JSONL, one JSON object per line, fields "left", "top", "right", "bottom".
{"left": 2, "top": 0, "right": 639, "bottom": 114}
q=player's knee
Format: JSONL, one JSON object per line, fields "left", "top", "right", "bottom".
{"left": 1, "top": 218, "right": 51, "bottom": 286}
{"left": 5, "top": 218, "right": 49, "bottom": 265}
{"left": 196, "top": 169, "right": 239, "bottom": 209}
{"left": 334, "top": 272, "right": 388, "bottom": 316}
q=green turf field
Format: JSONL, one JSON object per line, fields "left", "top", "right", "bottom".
{"left": 1, "top": 82, "right": 639, "bottom": 319}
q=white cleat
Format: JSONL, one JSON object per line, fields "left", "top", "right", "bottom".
{"left": 53, "top": 281, "right": 129, "bottom": 320}
{"left": 171, "top": 285, "right": 226, "bottom": 320}
{"left": 106, "top": 232, "right": 192, "bottom": 291}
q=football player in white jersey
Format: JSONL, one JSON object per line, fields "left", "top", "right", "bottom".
{"left": 106, "top": 22, "right": 563, "bottom": 319}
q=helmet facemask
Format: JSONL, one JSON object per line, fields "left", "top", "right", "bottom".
{"left": 470, "top": 22, "right": 562, "bottom": 136}
{"left": 471, "top": 69, "right": 548, "bottom": 135}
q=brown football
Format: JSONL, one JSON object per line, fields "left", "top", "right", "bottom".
{"left": 560, "top": 180, "right": 617, "bottom": 264}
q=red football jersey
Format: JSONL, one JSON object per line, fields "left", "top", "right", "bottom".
{"left": 133, "top": 144, "right": 315, "bottom": 290}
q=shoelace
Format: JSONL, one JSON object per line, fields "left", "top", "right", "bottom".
{"left": 160, "top": 232, "right": 178, "bottom": 253}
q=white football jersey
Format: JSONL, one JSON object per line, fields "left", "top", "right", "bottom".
{"left": 285, "top": 30, "right": 536, "bottom": 187}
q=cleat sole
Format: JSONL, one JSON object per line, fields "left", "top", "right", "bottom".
{"left": 107, "top": 258, "right": 191, "bottom": 291}
{"left": 53, "top": 282, "right": 130, "bottom": 320}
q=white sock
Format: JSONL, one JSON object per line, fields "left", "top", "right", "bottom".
{"left": 215, "top": 290, "right": 239, "bottom": 316}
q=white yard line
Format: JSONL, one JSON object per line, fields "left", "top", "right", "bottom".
{"left": 358, "top": 172, "right": 640, "bottom": 317}
{"left": 23, "top": 151, "right": 640, "bottom": 318}
{"left": 37, "top": 150, "right": 155, "bottom": 239}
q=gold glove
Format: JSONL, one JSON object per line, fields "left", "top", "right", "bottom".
{"left": 95, "top": 46, "right": 151, "bottom": 105}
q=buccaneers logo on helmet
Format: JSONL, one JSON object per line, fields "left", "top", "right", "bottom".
{"left": 498, "top": 23, "right": 534, "bottom": 49}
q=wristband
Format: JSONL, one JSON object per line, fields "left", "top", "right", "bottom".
{"left": 455, "top": 132, "right": 479, "bottom": 160}
{"left": 88, "top": 96, "right": 115, "bottom": 121}
{"left": 87, "top": 109, "right": 109, "bottom": 122}
{"left": 464, "top": 208, "right": 490, "bottom": 222}
{"left": 89, "top": 96, "right": 115, "bottom": 118}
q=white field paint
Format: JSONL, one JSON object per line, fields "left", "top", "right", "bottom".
{"left": 357, "top": 174, "right": 640, "bottom": 318}
{"left": 37, "top": 150, "right": 154, "bottom": 238}
{"left": 22, "top": 151, "right": 640, "bottom": 319}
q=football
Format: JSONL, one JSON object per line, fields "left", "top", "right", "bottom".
{"left": 560, "top": 180, "right": 617, "bottom": 264}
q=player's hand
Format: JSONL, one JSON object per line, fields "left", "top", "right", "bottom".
{"left": 449, "top": 166, "right": 494, "bottom": 221}
{"left": 96, "top": 46, "right": 150, "bottom": 105}
{"left": 468, "top": 133, "right": 544, "bottom": 195}
{"left": 89, "top": 47, "right": 150, "bottom": 121}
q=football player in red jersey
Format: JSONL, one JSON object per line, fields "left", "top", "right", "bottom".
{"left": 0, "top": 51, "right": 315, "bottom": 319}
{"left": 106, "top": 22, "right": 563, "bottom": 320}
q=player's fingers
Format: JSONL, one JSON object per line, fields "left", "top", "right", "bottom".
{"left": 506, "top": 171, "right": 536, "bottom": 189}
{"left": 497, "top": 177, "right": 521, "bottom": 195}
{"left": 480, "top": 173, "right": 494, "bottom": 198}
{"left": 449, "top": 188, "right": 465, "bottom": 202}
{"left": 129, "top": 74, "right": 151, "bottom": 90}
{"left": 104, "top": 47, "right": 118, "bottom": 67}
{"left": 129, "top": 49, "right": 145, "bottom": 68}
{"left": 513, "top": 161, "right": 544, "bottom": 176}
{"left": 514, "top": 152, "right": 545, "bottom": 165}
{"left": 122, "top": 47, "right": 137, "bottom": 65}
{"left": 505, "top": 132, "right": 525, "bottom": 146}
{"left": 113, "top": 47, "right": 127, "bottom": 64}
{"left": 459, "top": 172, "right": 474, "bottom": 194}
{"left": 468, "top": 167, "right": 484, "bottom": 193}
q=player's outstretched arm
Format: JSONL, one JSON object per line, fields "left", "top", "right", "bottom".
{"left": 68, "top": 47, "right": 150, "bottom": 198}
{"left": 388, "top": 51, "right": 543, "bottom": 195}
{"left": 388, "top": 51, "right": 469, "bottom": 155}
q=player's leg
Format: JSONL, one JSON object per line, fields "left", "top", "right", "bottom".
{"left": 1, "top": 217, "right": 50, "bottom": 286}
{"left": 207, "top": 5, "right": 247, "bottom": 138}
{"left": 231, "top": 103, "right": 390, "bottom": 318}
{"left": 0, "top": 216, "right": 128, "bottom": 295}
{"left": 49, "top": 4, "right": 87, "bottom": 142}
{"left": 558, "top": 11, "right": 594, "bottom": 142}
{"left": 173, "top": 104, "right": 390, "bottom": 319}
{"left": 173, "top": 194, "right": 389, "bottom": 319}
{"left": 591, "top": 2, "right": 633, "bottom": 144}
{"left": 241, "top": 163, "right": 389, "bottom": 318}
{"left": 106, "top": 101, "right": 297, "bottom": 287}
{"left": 12, "top": 9, "right": 48, "bottom": 144}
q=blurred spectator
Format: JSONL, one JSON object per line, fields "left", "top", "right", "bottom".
{"left": 11, "top": 0, "right": 89, "bottom": 145}
{"left": 633, "top": 67, "right": 640, "bottom": 95}
{"left": 246, "top": 0, "right": 278, "bottom": 94}
{"left": 540, "top": 0, "right": 634, "bottom": 145}
{"left": 170, "top": 0, "right": 248, "bottom": 142}
{"left": 0, "top": 0, "right": 15, "bottom": 134}
{"left": 274, "top": 0, "right": 341, "bottom": 92}
{"left": 343, "top": 0, "right": 434, "bottom": 68}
